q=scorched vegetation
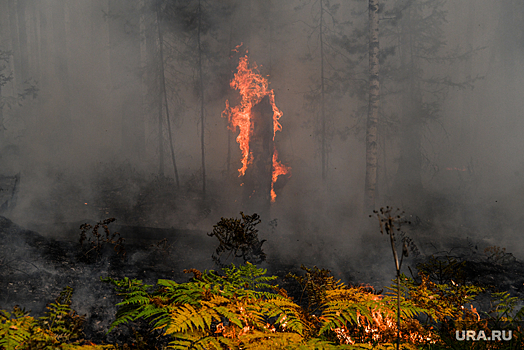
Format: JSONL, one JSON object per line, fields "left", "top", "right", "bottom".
{"left": 2, "top": 213, "right": 524, "bottom": 349}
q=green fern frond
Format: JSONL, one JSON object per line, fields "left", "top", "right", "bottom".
{"left": 239, "top": 330, "right": 303, "bottom": 349}
{"left": 166, "top": 303, "right": 222, "bottom": 334}
{"left": 168, "top": 332, "right": 233, "bottom": 350}
{"left": 491, "top": 291, "right": 520, "bottom": 321}
{"left": 134, "top": 304, "right": 170, "bottom": 329}
{"left": 221, "top": 312, "right": 247, "bottom": 330}
{"left": 0, "top": 309, "right": 34, "bottom": 350}
{"left": 261, "top": 298, "right": 306, "bottom": 335}
{"left": 319, "top": 304, "right": 368, "bottom": 335}
{"left": 39, "top": 286, "right": 86, "bottom": 344}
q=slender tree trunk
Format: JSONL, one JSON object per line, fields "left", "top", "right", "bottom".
{"left": 144, "top": 2, "right": 163, "bottom": 176}
{"left": 37, "top": 2, "right": 49, "bottom": 87}
{"left": 320, "top": 0, "right": 327, "bottom": 181}
{"left": 0, "top": 84, "right": 3, "bottom": 143}
{"left": 17, "top": 0, "right": 29, "bottom": 82}
{"left": 198, "top": 0, "right": 206, "bottom": 197}
{"left": 365, "top": 0, "right": 380, "bottom": 213}
{"left": 0, "top": 0, "right": 12, "bottom": 126}
{"left": 8, "top": 0, "right": 21, "bottom": 89}
{"left": 158, "top": 91, "right": 165, "bottom": 176}
{"left": 156, "top": 4, "right": 179, "bottom": 187}
{"left": 52, "top": 0, "right": 71, "bottom": 126}
{"left": 393, "top": 5, "right": 424, "bottom": 201}
{"left": 117, "top": 1, "right": 144, "bottom": 163}
{"left": 459, "top": 3, "right": 475, "bottom": 146}
{"left": 27, "top": 1, "right": 40, "bottom": 81}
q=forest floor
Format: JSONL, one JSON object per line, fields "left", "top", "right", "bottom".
{"left": 2, "top": 215, "right": 524, "bottom": 346}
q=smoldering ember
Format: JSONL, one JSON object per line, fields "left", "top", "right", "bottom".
{"left": 1, "top": 1, "right": 524, "bottom": 349}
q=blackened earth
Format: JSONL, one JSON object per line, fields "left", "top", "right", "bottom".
{"left": 2, "top": 215, "right": 524, "bottom": 346}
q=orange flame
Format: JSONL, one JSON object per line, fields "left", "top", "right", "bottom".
{"left": 222, "top": 52, "right": 290, "bottom": 202}
{"left": 271, "top": 149, "right": 291, "bottom": 202}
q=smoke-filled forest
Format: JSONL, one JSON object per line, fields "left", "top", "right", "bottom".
{"left": 2, "top": 0, "right": 524, "bottom": 349}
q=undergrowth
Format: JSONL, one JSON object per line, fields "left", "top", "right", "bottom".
{"left": 3, "top": 213, "right": 524, "bottom": 349}
{"left": 2, "top": 260, "right": 524, "bottom": 349}
{"left": 0, "top": 286, "right": 93, "bottom": 350}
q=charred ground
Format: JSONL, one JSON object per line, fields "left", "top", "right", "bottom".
{"left": 2, "top": 209, "right": 524, "bottom": 346}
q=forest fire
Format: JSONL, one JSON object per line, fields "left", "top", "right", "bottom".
{"left": 222, "top": 52, "right": 290, "bottom": 202}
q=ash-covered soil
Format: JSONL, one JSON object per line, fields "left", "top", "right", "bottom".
{"left": 2, "top": 215, "right": 524, "bottom": 345}
{"left": 0, "top": 216, "right": 218, "bottom": 344}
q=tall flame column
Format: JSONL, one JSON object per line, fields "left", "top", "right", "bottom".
{"left": 222, "top": 53, "right": 290, "bottom": 217}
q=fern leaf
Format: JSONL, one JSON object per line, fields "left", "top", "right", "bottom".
{"left": 261, "top": 298, "right": 305, "bottom": 335}
{"left": 240, "top": 330, "right": 303, "bottom": 349}
{"left": 168, "top": 332, "right": 232, "bottom": 350}
{"left": 0, "top": 309, "right": 35, "bottom": 350}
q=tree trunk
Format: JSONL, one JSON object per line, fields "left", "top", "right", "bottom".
{"left": 158, "top": 91, "right": 165, "bottom": 177}
{"left": 37, "top": 2, "right": 49, "bottom": 87}
{"left": 52, "top": 0, "right": 71, "bottom": 126}
{"left": 142, "top": 2, "right": 163, "bottom": 176}
{"left": 0, "top": 84, "right": 3, "bottom": 145}
{"left": 17, "top": 0, "right": 29, "bottom": 82}
{"left": 0, "top": 0, "right": 12, "bottom": 123}
{"left": 393, "top": 4, "right": 424, "bottom": 203}
{"left": 156, "top": 3, "right": 179, "bottom": 186}
{"left": 27, "top": 1, "right": 40, "bottom": 81}
{"left": 320, "top": 0, "right": 327, "bottom": 181}
{"left": 8, "top": 0, "right": 21, "bottom": 89}
{"left": 242, "top": 96, "right": 273, "bottom": 220}
{"left": 365, "top": 0, "right": 380, "bottom": 213}
{"left": 197, "top": 0, "right": 206, "bottom": 197}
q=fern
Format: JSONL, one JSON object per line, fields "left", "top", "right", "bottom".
{"left": 392, "top": 273, "right": 483, "bottom": 323}
{"left": 489, "top": 291, "right": 520, "bottom": 322}
{"left": 0, "top": 287, "right": 87, "bottom": 349}
{"left": 286, "top": 265, "right": 346, "bottom": 315}
{"left": 318, "top": 288, "right": 384, "bottom": 336}
{"left": 239, "top": 330, "right": 304, "bottom": 349}
{"left": 166, "top": 300, "right": 221, "bottom": 334}
{"left": 0, "top": 307, "right": 34, "bottom": 350}
{"left": 103, "top": 263, "right": 311, "bottom": 349}
{"left": 104, "top": 263, "right": 455, "bottom": 349}
{"left": 168, "top": 332, "right": 234, "bottom": 350}
{"left": 101, "top": 276, "right": 155, "bottom": 332}
{"left": 295, "top": 338, "right": 340, "bottom": 349}
{"left": 39, "top": 285, "right": 86, "bottom": 343}
{"left": 259, "top": 297, "right": 307, "bottom": 335}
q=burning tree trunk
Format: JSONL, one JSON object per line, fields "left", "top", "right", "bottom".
{"left": 242, "top": 96, "right": 273, "bottom": 218}
{"left": 222, "top": 53, "right": 290, "bottom": 212}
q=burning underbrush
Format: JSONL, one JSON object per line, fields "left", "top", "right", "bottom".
{"left": 2, "top": 213, "right": 524, "bottom": 349}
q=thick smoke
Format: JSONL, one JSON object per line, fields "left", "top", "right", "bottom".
{"left": 0, "top": 0, "right": 523, "bottom": 297}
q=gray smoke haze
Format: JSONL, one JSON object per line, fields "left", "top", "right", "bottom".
{"left": 0, "top": 0, "right": 523, "bottom": 290}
